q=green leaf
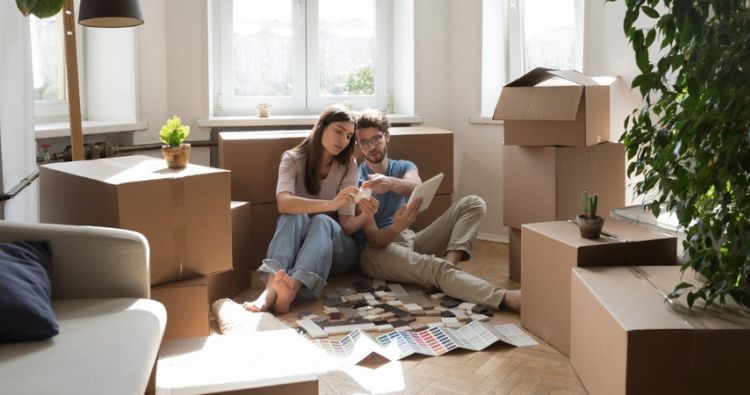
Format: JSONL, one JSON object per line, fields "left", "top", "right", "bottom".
{"left": 16, "top": 0, "right": 65, "bottom": 19}
{"left": 642, "top": 6, "right": 660, "bottom": 18}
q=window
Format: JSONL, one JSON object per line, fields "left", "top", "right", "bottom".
{"left": 481, "top": 0, "right": 583, "bottom": 116}
{"left": 214, "top": 0, "right": 390, "bottom": 115}
{"left": 29, "top": 12, "right": 70, "bottom": 122}
{"left": 510, "top": 0, "right": 583, "bottom": 77}
{"left": 28, "top": 7, "right": 138, "bottom": 129}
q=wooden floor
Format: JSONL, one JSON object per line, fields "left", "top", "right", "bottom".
{"left": 234, "top": 240, "right": 586, "bottom": 394}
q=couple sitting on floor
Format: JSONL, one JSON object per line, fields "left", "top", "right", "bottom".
{"left": 245, "top": 105, "right": 521, "bottom": 314}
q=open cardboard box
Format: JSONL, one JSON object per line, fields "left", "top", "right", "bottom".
{"left": 493, "top": 68, "right": 630, "bottom": 146}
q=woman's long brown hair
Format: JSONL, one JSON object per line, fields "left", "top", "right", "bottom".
{"left": 292, "top": 104, "right": 357, "bottom": 195}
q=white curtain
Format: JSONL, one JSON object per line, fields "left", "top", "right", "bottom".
{"left": 0, "top": 3, "right": 39, "bottom": 222}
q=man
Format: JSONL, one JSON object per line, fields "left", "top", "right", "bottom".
{"left": 354, "top": 109, "right": 521, "bottom": 311}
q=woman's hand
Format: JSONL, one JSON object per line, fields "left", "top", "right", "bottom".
{"left": 328, "top": 186, "right": 358, "bottom": 211}
{"left": 357, "top": 196, "right": 380, "bottom": 218}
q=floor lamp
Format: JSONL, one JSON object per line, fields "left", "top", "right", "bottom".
{"left": 61, "top": 0, "right": 143, "bottom": 161}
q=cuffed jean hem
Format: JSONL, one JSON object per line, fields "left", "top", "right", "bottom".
{"left": 257, "top": 258, "right": 327, "bottom": 300}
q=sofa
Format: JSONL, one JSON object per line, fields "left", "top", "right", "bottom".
{"left": 0, "top": 220, "right": 166, "bottom": 395}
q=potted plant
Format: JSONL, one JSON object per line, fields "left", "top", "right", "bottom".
{"left": 577, "top": 191, "right": 604, "bottom": 239}
{"left": 16, "top": 0, "right": 64, "bottom": 18}
{"left": 610, "top": 1, "right": 750, "bottom": 308}
{"left": 159, "top": 115, "right": 190, "bottom": 169}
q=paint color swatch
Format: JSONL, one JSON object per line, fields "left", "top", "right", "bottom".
{"left": 314, "top": 321, "right": 537, "bottom": 364}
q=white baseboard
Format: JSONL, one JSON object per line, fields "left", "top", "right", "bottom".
{"left": 477, "top": 232, "right": 508, "bottom": 243}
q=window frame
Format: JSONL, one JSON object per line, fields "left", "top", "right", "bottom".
{"left": 214, "top": 0, "right": 390, "bottom": 116}
{"left": 480, "top": 0, "right": 584, "bottom": 117}
{"left": 30, "top": 11, "right": 86, "bottom": 124}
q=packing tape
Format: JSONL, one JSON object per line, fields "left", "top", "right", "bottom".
{"left": 627, "top": 266, "right": 708, "bottom": 329}
{"left": 171, "top": 177, "right": 185, "bottom": 208}
{"left": 174, "top": 224, "right": 187, "bottom": 277}
{"left": 171, "top": 178, "right": 187, "bottom": 276}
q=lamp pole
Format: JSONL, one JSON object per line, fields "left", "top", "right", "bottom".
{"left": 62, "top": 0, "right": 84, "bottom": 161}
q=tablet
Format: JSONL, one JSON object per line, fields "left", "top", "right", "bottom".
{"left": 409, "top": 173, "right": 444, "bottom": 212}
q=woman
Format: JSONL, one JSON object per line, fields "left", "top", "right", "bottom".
{"left": 246, "top": 104, "right": 378, "bottom": 314}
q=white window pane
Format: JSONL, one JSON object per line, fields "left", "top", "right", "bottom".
{"left": 30, "top": 14, "right": 63, "bottom": 101}
{"left": 318, "top": 0, "right": 375, "bottom": 96}
{"left": 232, "top": 0, "right": 294, "bottom": 97}
{"left": 522, "top": 0, "right": 577, "bottom": 71}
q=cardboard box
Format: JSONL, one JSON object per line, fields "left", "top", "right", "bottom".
{"left": 151, "top": 277, "right": 210, "bottom": 340}
{"left": 508, "top": 227, "right": 521, "bottom": 282}
{"left": 571, "top": 266, "right": 750, "bottom": 395}
{"left": 411, "top": 194, "right": 452, "bottom": 232}
{"left": 493, "top": 68, "right": 628, "bottom": 146}
{"left": 156, "top": 329, "right": 322, "bottom": 394}
{"left": 249, "top": 203, "right": 281, "bottom": 271}
{"left": 219, "top": 127, "right": 453, "bottom": 203}
{"left": 503, "top": 142, "right": 625, "bottom": 229}
{"left": 231, "top": 201, "right": 253, "bottom": 293}
{"left": 39, "top": 156, "right": 232, "bottom": 285}
{"left": 521, "top": 219, "right": 677, "bottom": 356}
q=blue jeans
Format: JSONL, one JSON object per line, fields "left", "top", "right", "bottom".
{"left": 258, "top": 213, "right": 359, "bottom": 300}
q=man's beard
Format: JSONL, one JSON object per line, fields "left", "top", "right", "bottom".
{"left": 366, "top": 147, "right": 386, "bottom": 164}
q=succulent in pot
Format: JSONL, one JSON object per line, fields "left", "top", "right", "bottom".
{"left": 159, "top": 115, "right": 191, "bottom": 169}
{"left": 577, "top": 191, "right": 604, "bottom": 239}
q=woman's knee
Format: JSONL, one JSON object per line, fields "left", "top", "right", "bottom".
{"left": 276, "top": 213, "right": 310, "bottom": 229}
{"left": 308, "top": 214, "right": 338, "bottom": 230}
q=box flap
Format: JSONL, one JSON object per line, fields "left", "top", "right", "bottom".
{"left": 505, "top": 67, "right": 555, "bottom": 87}
{"left": 549, "top": 70, "right": 599, "bottom": 86}
{"left": 494, "top": 85, "right": 583, "bottom": 121}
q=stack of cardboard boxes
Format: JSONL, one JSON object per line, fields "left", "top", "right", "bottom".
{"left": 39, "top": 155, "right": 237, "bottom": 340}
{"left": 218, "top": 127, "right": 455, "bottom": 273}
{"left": 493, "top": 68, "right": 628, "bottom": 281}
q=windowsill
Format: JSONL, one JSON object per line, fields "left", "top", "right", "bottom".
{"left": 468, "top": 116, "right": 504, "bottom": 125}
{"left": 35, "top": 121, "right": 149, "bottom": 139}
{"left": 198, "top": 114, "right": 424, "bottom": 128}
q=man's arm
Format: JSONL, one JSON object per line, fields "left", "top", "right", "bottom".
{"left": 361, "top": 198, "right": 422, "bottom": 248}
{"left": 363, "top": 169, "right": 421, "bottom": 196}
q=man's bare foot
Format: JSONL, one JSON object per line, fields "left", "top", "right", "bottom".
{"left": 272, "top": 270, "right": 300, "bottom": 314}
{"left": 500, "top": 289, "right": 521, "bottom": 313}
{"left": 243, "top": 288, "right": 277, "bottom": 312}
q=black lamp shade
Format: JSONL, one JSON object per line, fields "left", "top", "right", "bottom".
{"left": 78, "top": 0, "right": 144, "bottom": 28}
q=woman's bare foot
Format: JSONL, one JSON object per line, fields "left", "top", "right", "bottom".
{"left": 500, "top": 289, "right": 521, "bottom": 313}
{"left": 244, "top": 289, "right": 277, "bottom": 312}
{"left": 272, "top": 270, "right": 300, "bottom": 314}
{"left": 244, "top": 273, "right": 277, "bottom": 312}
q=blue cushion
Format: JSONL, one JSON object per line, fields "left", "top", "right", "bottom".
{"left": 0, "top": 240, "right": 57, "bottom": 342}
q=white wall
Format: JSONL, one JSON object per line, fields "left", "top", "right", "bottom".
{"left": 133, "top": 0, "right": 640, "bottom": 240}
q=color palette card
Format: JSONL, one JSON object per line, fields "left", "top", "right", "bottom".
{"left": 313, "top": 321, "right": 537, "bottom": 364}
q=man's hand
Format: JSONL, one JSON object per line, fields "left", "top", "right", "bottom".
{"left": 362, "top": 174, "right": 393, "bottom": 194}
{"left": 392, "top": 198, "right": 422, "bottom": 232}
{"left": 357, "top": 196, "right": 380, "bottom": 218}
{"left": 328, "top": 186, "right": 358, "bottom": 211}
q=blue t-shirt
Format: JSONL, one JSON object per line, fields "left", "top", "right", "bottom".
{"left": 358, "top": 159, "right": 417, "bottom": 229}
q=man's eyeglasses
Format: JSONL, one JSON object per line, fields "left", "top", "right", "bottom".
{"left": 357, "top": 133, "right": 384, "bottom": 148}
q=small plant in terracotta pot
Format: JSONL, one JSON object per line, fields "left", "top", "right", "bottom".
{"left": 159, "top": 115, "right": 190, "bottom": 169}
{"left": 577, "top": 191, "right": 604, "bottom": 239}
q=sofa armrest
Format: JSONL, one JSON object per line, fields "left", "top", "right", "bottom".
{"left": 0, "top": 220, "right": 150, "bottom": 299}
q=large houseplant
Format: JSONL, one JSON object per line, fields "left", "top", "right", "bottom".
{"left": 610, "top": 0, "right": 750, "bottom": 308}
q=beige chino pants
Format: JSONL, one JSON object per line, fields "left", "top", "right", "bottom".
{"left": 360, "top": 195, "right": 506, "bottom": 308}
